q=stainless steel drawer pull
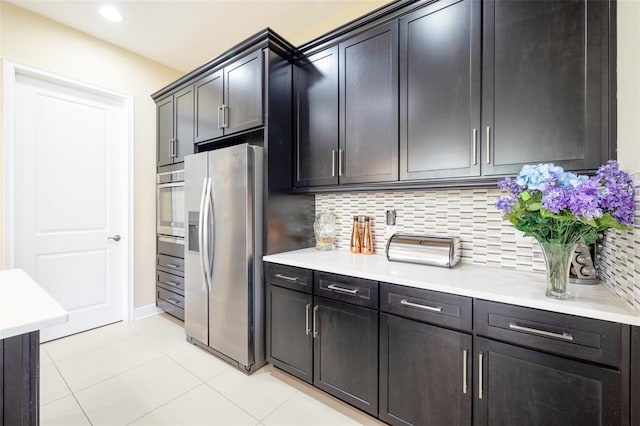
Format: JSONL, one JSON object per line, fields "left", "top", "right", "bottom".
{"left": 508, "top": 323, "right": 574, "bottom": 341}
{"left": 275, "top": 273, "right": 299, "bottom": 282}
{"left": 478, "top": 352, "right": 484, "bottom": 399}
{"left": 462, "top": 349, "right": 468, "bottom": 394}
{"left": 167, "top": 298, "right": 181, "bottom": 306}
{"left": 166, "top": 281, "right": 181, "bottom": 287}
{"left": 313, "top": 306, "right": 319, "bottom": 338}
{"left": 305, "top": 303, "right": 311, "bottom": 336}
{"left": 338, "top": 149, "right": 343, "bottom": 177}
{"left": 400, "top": 299, "right": 443, "bottom": 312}
{"left": 327, "top": 284, "right": 358, "bottom": 295}
{"left": 165, "top": 263, "right": 180, "bottom": 268}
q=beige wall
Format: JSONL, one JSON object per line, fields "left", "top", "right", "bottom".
{"left": 617, "top": 0, "right": 640, "bottom": 175}
{"left": 0, "top": 2, "right": 182, "bottom": 308}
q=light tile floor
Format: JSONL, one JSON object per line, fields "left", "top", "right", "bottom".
{"left": 40, "top": 313, "right": 385, "bottom": 426}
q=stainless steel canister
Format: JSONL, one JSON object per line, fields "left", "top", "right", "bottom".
{"left": 386, "top": 234, "right": 461, "bottom": 268}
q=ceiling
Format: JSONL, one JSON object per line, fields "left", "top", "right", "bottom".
{"left": 8, "top": 0, "right": 390, "bottom": 72}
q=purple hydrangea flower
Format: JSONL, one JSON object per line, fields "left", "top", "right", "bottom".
{"left": 495, "top": 196, "right": 516, "bottom": 213}
{"left": 497, "top": 177, "right": 523, "bottom": 197}
{"left": 568, "top": 179, "right": 603, "bottom": 220}
{"left": 541, "top": 183, "right": 569, "bottom": 213}
{"left": 595, "top": 160, "right": 636, "bottom": 225}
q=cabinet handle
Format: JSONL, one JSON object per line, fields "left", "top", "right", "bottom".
{"left": 327, "top": 284, "right": 358, "bottom": 295}
{"left": 222, "top": 104, "right": 228, "bottom": 128}
{"left": 165, "top": 281, "right": 181, "bottom": 287}
{"left": 165, "top": 263, "right": 180, "bottom": 269}
{"left": 167, "top": 298, "right": 181, "bottom": 306}
{"left": 169, "top": 139, "right": 175, "bottom": 158}
{"left": 400, "top": 299, "right": 442, "bottom": 312}
{"left": 275, "top": 273, "right": 299, "bottom": 282}
{"left": 462, "top": 349, "right": 468, "bottom": 394}
{"left": 217, "top": 105, "right": 223, "bottom": 129}
{"left": 478, "top": 352, "right": 484, "bottom": 400}
{"left": 472, "top": 129, "right": 478, "bottom": 165}
{"left": 508, "top": 322, "right": 574, "bottom": 341}
{"left": 331, "top": 150, "right": 336, "bottom": 177}
{"left": 305, "top": 303, "right": 311, "bottom": 336}
{"left": 338, "top": 149, "right": 343, "bottom": 177}
{"left": 173, "top": 138, "right": 178, "bottom": 158}
{"left": 486, "top": 126, "right": 491, "bottom": 164}
{"left": 313, "top": 306, "right": 319, "bottom": 338}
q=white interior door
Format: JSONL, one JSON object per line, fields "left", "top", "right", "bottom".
{"left": 12, "top": 72, "right": 129, "bottom": 342}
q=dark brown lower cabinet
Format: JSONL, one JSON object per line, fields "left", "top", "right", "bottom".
{"left": 379, "top": 313, "right": 472, "bottom": 426}
{"left": 474, "top": 337, "right": 622, "bottom": 426}
{"left": 0, "top": 331, "right": 39, "bottom": 426}
{"left": 265, "top": 284, "right": 313, "bottom": 383}
{"left": 313, "top": 296, "right": 378, "bottom": 416}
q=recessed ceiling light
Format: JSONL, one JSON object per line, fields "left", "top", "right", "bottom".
{"left": 99, "top": 6, "right": 123, "bottom": 23}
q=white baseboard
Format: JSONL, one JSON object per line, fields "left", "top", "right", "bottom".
{"left": 133, "top": 304, "right": 163, "bottom": 321}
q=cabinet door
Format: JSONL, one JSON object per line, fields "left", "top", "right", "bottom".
{"left": 400, "top": 0, "right": 481, "bottom": 180}
{"left": 224, "top": 50, "right": 263, "bottom": 134}
{"left": 313, "top": 296, "right": 378, "bottom": 416}
{"left": 194, "top": 70, "right": 224, "bottom": 143}
{"left": 295, "top": 46, "right": 339, "bottom": 187}
{"left": 1, "top": 331, "right": 39, "bottom": 425}
{"left": 339, "top": 22, "right": 399, "bottom": 184}
{"left": 266, "top": 284, "right": 313, "bottom": 384}
{"left": 379, "top": 314, "right": 471, "bottom": 426}
{"left": 482, "top": 0, "right": 609, "bottom": 175}
{"left": 174, "top": 86, "right": 194, "bottom": 163}
{"left": 157, "top": 95, "right": 174, "bottom": 167}
{"left": 474, "top": 337, "right": 622, "bottom": 426}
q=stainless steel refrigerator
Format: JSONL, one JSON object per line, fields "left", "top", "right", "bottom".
{"left": 184, "top": 143, "right": 264, "bottom": 373}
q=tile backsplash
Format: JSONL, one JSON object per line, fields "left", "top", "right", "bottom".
{"left": 315, "top": 173, "right": 640, "bottom": 314}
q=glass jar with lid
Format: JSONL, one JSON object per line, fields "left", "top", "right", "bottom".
{"left": 313, "top": 210, "right": 336, "bottom": 251}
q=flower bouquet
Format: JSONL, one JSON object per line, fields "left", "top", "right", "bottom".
{"left": 496, "top": 161, "right": 635, "bottom": 299}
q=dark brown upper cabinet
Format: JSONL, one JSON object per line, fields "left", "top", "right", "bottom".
{"left": 400, "top": 0, "right": 481, "bottom": 181}
{"left": 296, "top": 22, "right": 399, "bottom": 188}
{"left": 482, "top": 0, "right": 610, "bottom": 175}
{"left": 339, "top": 22, "right": 399, "bottom": 185}
{"left": 193, "top": 50, "right": 263, "bottom": 145}
{"left": 157, "top": 86, "right": 195, "bottom": 167}
{"left": 295, "top": 46, "right": 339, "bottom": 187}
{"left": 194, "top": 70, "right": 224, "bottom": 143}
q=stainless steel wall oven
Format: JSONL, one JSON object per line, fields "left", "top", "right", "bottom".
{"left": 157, "top": 170, "right": 184, "bottom": 237}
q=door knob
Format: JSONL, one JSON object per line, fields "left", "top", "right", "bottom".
{"left": 108, "top": 234, "right": 121, "bottom": 242}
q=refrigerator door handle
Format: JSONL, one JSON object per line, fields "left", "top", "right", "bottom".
{"left": 206, "top": 177, "right": 215, "bottom": 287}
{"left": 198, "top": 178, "right": 210, "bottom": 292}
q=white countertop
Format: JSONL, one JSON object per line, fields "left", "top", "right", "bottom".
{"left": 0, "top": 269, "right": 68, "bottom": 340}
{"left": 264, "top": 248, "right": 640, "bottom": 326}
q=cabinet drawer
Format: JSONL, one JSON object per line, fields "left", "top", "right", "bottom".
{"left": 157, "top": 271, "right": 184, "bottom": 295}
{"left": 157, "top": 254, "right": 184, "bottom": 274}
{"left": 381, "top": 283, "right": 472, "bottom": 332}
{"left": 474, "top": 300, "right": 624, "bottom": 368}
{"left": 265, "top": 263, "right": 313, "bottom": 293}
{"left": 157, "top": 286, "right": 185, "bottom": 310}
{"left": 157, "top": 297, "right": 184, "bottom": 321}
{"left": 314, "top": 271, "right": 378, "bottom": 309}
{"left": 157, "top": 235, "right": 184, "bottom": 258}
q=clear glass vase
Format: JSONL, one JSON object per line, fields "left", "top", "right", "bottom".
{"left": 538, "top": 240, "right": 577, "bottom": 300}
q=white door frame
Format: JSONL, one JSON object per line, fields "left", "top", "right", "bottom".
{"left": 2, "top": 59, "right": 135, "bottom": 322}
